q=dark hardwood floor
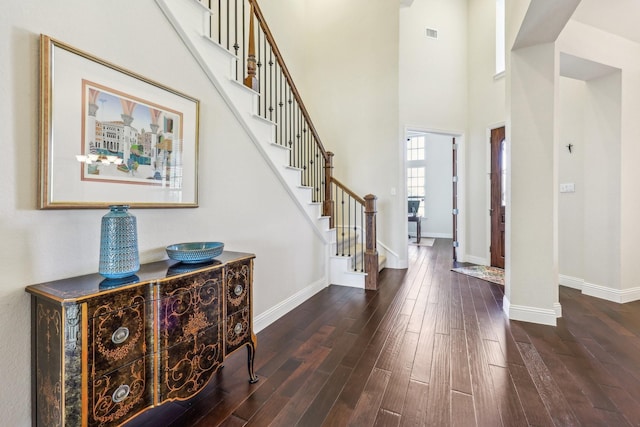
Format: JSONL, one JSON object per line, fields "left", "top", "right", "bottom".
{"left": 128, "top": 239, "right": 640, "bottom": 426}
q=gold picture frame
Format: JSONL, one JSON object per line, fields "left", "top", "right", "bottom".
{"left": 39, "top": 35, "right": 200, "bottom": 209}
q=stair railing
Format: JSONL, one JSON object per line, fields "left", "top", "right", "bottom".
{"left": 200, "top": 0, "right": 379, "bottom": 288}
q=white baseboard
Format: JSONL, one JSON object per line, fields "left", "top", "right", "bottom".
{"left": 253, "top": 278, "right": 328, "bottom": 333}
{"left": 559, "top": 274, "right": 640, "bottom": 304}
{"left": 553, "top": 302, "right": 562, "bottom": 318}
{"left": 502, "top": 296, "right": 558, "bottom": 326}
{"left": 422, "top": 232, "right": 453, "bottom": 239}
{"left": 582, "top": 282, "right": 640, "bottom": 304}
{"left": 463, "top": 255, "right": 488, "bottom": 266}
{"left": 559, "top": 274, "right": 584, "bottom": 290}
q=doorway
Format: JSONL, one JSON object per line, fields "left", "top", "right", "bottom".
{"left": 405, "top": 130, "right": 462, "bottom": 260}
{"left": 490, "top": 126, "right": 506, "bottom": 268}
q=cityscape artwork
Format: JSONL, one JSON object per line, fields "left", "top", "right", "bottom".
{"left": 81, "top": 79, "right": 184, "bottom": 188}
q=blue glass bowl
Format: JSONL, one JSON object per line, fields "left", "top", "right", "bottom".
{"left": 166, "top": 242, "right": 224, "bottom": 264}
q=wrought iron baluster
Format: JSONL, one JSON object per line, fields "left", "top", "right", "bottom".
{"left": 360, "top": 204, "right": 364, "bottom": 271}
{"left": 341, "top": 188, "right": 345, "bottom": 256}
{"left": 226, "top": 0, "right": 230, "bottom": 50}
{"left": 233, "top": 0, "right": 239, "bottom": 81}
{"left": 241, "top": 0, "right": 245, "bottom": 83}
{"left": 256, "top": 30, "right": 262, "bottom": 115}
{"left": 279, "top": 71, "right": 284, "bottom": 146}
{"left": 347, "top": 192, "right": 351, "bottom": 257}
{"left": 268, "top": 49, "right": 273, "bottom": 121}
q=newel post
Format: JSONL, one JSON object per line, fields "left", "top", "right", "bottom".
{"left": 244, "top": 1, "right": 259, "bottom": 91}
{"left": 364, "top": 194, "right": 378, "bottom": 290}
{"left": 323, "top": 152, "right": 335, "bottom": 228}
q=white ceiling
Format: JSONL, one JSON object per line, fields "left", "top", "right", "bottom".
{"left": 571, "top": 0, "right": 640, "bottom": 44}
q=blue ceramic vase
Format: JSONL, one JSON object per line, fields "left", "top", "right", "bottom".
{"left": 99, "top": 205, "right": 140, "bottom": 279}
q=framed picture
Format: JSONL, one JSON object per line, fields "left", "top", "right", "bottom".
{"left": 39, "top": 34, "right": 200, "bottom": 209}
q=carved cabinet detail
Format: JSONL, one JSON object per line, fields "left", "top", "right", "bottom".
{"left": 27, "top": 252, "right": 257, "bottom": 427}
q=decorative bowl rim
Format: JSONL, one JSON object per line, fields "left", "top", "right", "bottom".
{"left": 166, "top": 241, "right": 224, "bottom": 252}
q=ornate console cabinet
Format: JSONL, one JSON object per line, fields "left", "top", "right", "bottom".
{"left": 26, "top": 252, "right": 258, "bottom": 427}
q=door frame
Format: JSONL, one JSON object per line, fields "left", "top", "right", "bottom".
{"left": 402, "top": 126, "right": 466, "bottom": 261}
{"left": 486, "top": 122, "right": 506, "bottom": 265}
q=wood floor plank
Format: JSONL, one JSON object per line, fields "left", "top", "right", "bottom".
{"left": 233, "top": 358, "right": 302, "bottom": 421}
{"left": 375, "top": 314, "right": 411, "bottom": 371}
{"left": 374, "top": 409, "right": 401, "bottom": 427}
{"left": 409, "top": 302, "right": 437, "bottom": 384}
{"left": 296, "top": 364, "right": 353, "bottom": 427}
{"left": 450, "top": 328, "right": 472, "bottom": 395}
{"left": 266, "top": 370, "right": 330, "bottom": 427}
{"left": 488, "top": 364, "right": 528, "bottom": 426}
{"left": 399, "top": 380, "right": 428, "bottom": 427}
{"left": 349, "top": 368, "right": 391, "bottom": 427}
{"left": 517, "top": 341, "right": 580, "bottom": 426}
{"left": 380, "top": 331, "right": 419, "bottom": 414}
{"left": 424, "top": 333, "right": 451, "bottom": 426}
{"left": 451, "top": 391, "right": 476, "bottom": 427}
{"left": 508, "top": 362, "right": 555, "bottom": 427}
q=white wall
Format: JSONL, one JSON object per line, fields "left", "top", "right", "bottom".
{"left": 558, "top": 77, "right": 586, "bottom": 280}
{"left": 0, "top": 1, "right": 326, "bottom": 425}
{"left": 399, "top": 0, "right": 468, "bottom": 130}
{"left": 558, "top": 72, "right": 622, "bottom": 292}
{"left": 583, "top": 72, "right": 621, "bottom": 292}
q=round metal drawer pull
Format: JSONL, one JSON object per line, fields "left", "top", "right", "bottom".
{"left": 111, "top": 327, "right": 130, "bottom": 344}
{"left": 112, "top": 384, "right": 130, "bottom": 403}
{"left": 234, "top": 322, "right": 243, "bottom": 335}
{"left": 233, "top": 284, "right": 243, "bottom": 296}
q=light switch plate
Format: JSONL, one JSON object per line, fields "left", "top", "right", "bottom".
{"left": 559, "top": 183, "right": 575, "bottom": 193}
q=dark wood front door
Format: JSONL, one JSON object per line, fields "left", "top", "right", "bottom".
{"left": 490, "top": 127, "right": 505, "bottom": 269}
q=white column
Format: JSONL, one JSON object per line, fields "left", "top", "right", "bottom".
{"left": 505, "top": 42, "right": 560, "bottom": 325}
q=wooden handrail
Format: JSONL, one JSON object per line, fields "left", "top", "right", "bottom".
{"left": 247, "top": 0, "right": 328, "bottom": 162}
{"left": 330, "top": 176, "right": 366, "bottom": 206}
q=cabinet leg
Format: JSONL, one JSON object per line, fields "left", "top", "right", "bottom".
{"left": 247, "top": 334, "right": 259, "bottom": 384}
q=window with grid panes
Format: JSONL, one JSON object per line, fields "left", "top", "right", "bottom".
{"left": 407, "top": 135, "right": 425, "bottom": 217}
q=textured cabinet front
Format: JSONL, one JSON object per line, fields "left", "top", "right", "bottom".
{"left": 158, "top": 270, "right": 223, "bottom": 401}
{"left": 224, "top": 260, "right": 252, "bottom": 355}
{"left": 33, "top": 299, "right": 63, "bottom": 427}
{"left": 89, "top": 291, "right": 148, "bottom": 377}
{"left": 89, "top": 356, "right": 153, "bottom": 427}
{"left": 27, "top": 252, "right": 257, "bottom": 427}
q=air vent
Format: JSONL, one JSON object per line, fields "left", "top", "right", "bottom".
{"left": 426, "top": 28, "right": 438, "bottom": 39}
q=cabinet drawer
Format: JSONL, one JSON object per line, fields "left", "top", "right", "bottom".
{"left": 159, "top": 273, "right": 221, "bottom": 345}
{"left": 89, "top": 294, "right": 148, "bottom": 377}
{"left": 225, "top": 307, "right": 251, "bottom": 355}
{"left": 158, "top": 323, "right": 223, "bottom": 401}
{"left": 225, "top": 261, "right": 251, "bottom": 315}
{"left": 89, "top": 356, "right": 153, "bottom": 427}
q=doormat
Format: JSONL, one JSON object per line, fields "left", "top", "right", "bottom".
{"left": 451, "top": 265, "right": 504, "bottom": 286}
{"left": 408, "top": 237, "right": 435, "bottom": 247}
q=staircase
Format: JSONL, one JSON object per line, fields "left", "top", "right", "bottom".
{"left": 155, "top": 0, "right": 384, "bottom": 288}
